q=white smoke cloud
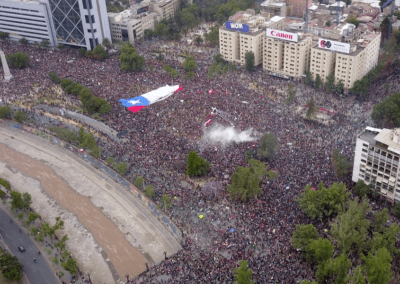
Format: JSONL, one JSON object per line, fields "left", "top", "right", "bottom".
{"left": 202, "top": 124, "right": 259, "bottom": 146}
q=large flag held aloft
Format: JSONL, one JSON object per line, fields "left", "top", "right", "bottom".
{"left": 119, "top": 85, "right": 182, "bottom": 113}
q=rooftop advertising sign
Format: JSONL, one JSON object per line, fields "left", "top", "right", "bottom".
{"left": 225, "top": 21, "right": 250, "bottom": 32}
{"left": 318, "top": 39, "right": 350, "bottom": 54}
{"left": 266, "top": 28, "right": 298, "bottom": 42}
{"left": 137, "top": 6, "right": 149, "bottom": 14}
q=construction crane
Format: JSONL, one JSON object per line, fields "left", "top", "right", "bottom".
{"left": 304, "top": 0, "right": 309, "bottom": 33}
{"left": 337, "top": 0, "right": 341, "bottom": 26}
{"left": 381, "top": 0, "right": 396, "bottom": 40}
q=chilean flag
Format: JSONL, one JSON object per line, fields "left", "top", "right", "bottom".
{"left": 119, "top": 85, "right": 182, "bottom": 113}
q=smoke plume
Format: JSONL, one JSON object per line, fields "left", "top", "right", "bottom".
{"left": 202, "top": 124, "right": 259, "bottom": 146}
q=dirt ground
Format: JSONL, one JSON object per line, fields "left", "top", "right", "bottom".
{"left": 0, "top": 126, "right": 180, "bottom": 283}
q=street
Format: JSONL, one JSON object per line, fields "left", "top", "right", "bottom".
{"left": 0, "top": 206, "right": 59, "bottom": 284}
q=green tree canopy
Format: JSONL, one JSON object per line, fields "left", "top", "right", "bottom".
{"left": 257, "top": 133, "right": 279, "bottom": 161}
{"left": 6, "top": 52, "right": 30, "bottom": 69}
{"left": 307, "top": 238, "right": 334, "bottom": 263}
{"left": 0, "top": 105, "right": 13, "bottom": 119}
{"left": 183, "top": 55, "right": 197, "bottom": 73}
{"left": 233, "top": 260, "right": 255, "bottom": 284}
{"left": 291, "top": 224, "right": 319, "bottom": 251}
{"left": 371, "top": 92, "right": 400, "bottom": 127}
{"left": 228, "top": 159, "right": 266, "bottom": 201}
{"left": 205, "top": 26, "right": 219, "bottom": 46}
{"left": 362, "top": 248, "right": 393, "bottom": 284}
{"left": 14, "top": 110, "right": 28, "bottom": 123}
{"left": 245, "top": 51, "right": 255, "bottom": 72}
{"left": 305, "top": 71, "right": 313, "bottom": 86}
{"left": 330, "top": 198, "right": 371, "bottom": 253}
{"left": 119, "top": 43, "right": 145, "bottom": 72}
{"left": 87, "top": 44, "right": 109, "bottom": 60}
{"left": 0, "top": 252, "right": 23, "bottom": 281}
{"left": 332, "top": 149, "right": 351, "bottom": 177}
{"left": 10, "top": 191, "right": 31, "bottom": 210}
{"left": 315, "top": 74, "right": 322, "bottom": 89}
{"left": 315, "top": 253, "right": 352, "bottom": 283}
{"left": 336, "top": 80, "right": 344, "bottom": 94}
{"left": 296, "top": 182, "right": 350, "bottom": 219}
{"left": 186, "top": 151, "right": 210, "bottom": 177}
{"left": 305, "top": 96, "right": 318, "bottom": 120}
{"left": 325, "top": 73, "right": 335, "bottom": 92}
{"left": 354, "top": 180, "right": 370, "bottom": 198}
{"left": 347, "top": 16, "right": 360, "bottom": 28}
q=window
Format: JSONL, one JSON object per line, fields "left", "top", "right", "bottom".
{"left": 82, "top": 0, "right": 93, "bottom": 9}
{"left": 85, "top": 15, "right": 95, "bottom": 24}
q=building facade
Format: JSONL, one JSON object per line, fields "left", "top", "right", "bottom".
{"left": 353, "top": 127, "right": 400, "bottom": 203}
{"left": 310, "top": 45, "right": 336, "bottom": 83}
{"left": 0, "top": 0, "right": 111, "bottom": 50}
{"left": 263, "top": 29, "right": 312, "bottom": 78}
{"left": 287, "top": 0, "right": 312, "bottom": 18}
{"left": 0, "top": 0, "right": 56, "bottom": 46}
{"left": 140, "top": 0, "right": 180, "bottom": 20}
{"left": 108, "top": 9, "right": 156, "bottom": 43}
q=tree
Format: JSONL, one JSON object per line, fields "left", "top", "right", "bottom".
{"left": 354, "top": 180, "right": 370, "bottom": 198}
{"left": 119, "top": 43, "right": 145, "bottom": 72}
{"left": 325, "top": 20, "right": 331, "bottom": 27}
{"left": 307, "top": 238, "right": 334, "bottom": 263}
{"left": 0, "top": 106, "right": 13, "bottom": 119}
{"left": 27, "top": 212, "right": 39, "bottom": 224}
{"left": 371, "top": 92, "right": 400, "bottom": 128}
{"left": 57, "top": 44, "right": 65, "bottom": 50}
{"left": 14, "top": 110, "right": 28, "bottom": 123}
{"left": 228, "top": 159, "right": 266, "bottom": 201}
{"left": 49, "top": 71, "right": 61, "bottom": 84}
{"left": 315, "top": 74, "right": 322, "bottom": 89}
{"left": 332, "top": 149, "right": 351, "bottom": 177}
{"left": 87, "top": 44, "right": 109, "bottom": 60}
{"left": 233, "top": 260, "right": 254, "bottom": 284}
{"left": 286, "top": 83, "right": 296, "bottom": 104}
{"left": 351, "top": 78, "right": 369, "bottom": 97}
{"left": 134, "top": 176, "right": 145, "bottom": 189}
{"left": 204, "top": 26, "right": 219, "bottom": 46}
{"left": 183, "top": 56, "right": 197, "bottom": 73}
{"left": 362, "top": 248, "right": 392, "bottom": 284}
{"left": 102, "top": 38, "right": 112, "bottom": 48}
{"left": 336, "top": 80, "right": 344, "bottom": 94}
{"left": 195, "top": 36, "right": 203, "bottom": 45}
{"left": 315, "top": 253, "right": 352, "bottom": 283}
{"left": 371, "top": 223, "right": 400, "bottom": 255}
{"left": 245, "top": 51, "right": 255, "bottom": 72}
{"left": 347, "top": 16, "right": 360, "bottom": 28}
{"left": 186, "top": 151, "right": 210, "bottom": 177}
{"left": 305, "top": 71, "right": 313, "bottom": 86}
{"left": 330, "top": 198, "right": 371, "bottom": 253}
{"left": 115, "top": 162, "right": 128, "bottom": 176}
{"left": 19, "top": 37, "right": 27, "bottom": 45}
{"left": 372, "top": 208, "right": 389, "bottom": 233}
{"left": 61, "top": 257, "right": 78, "bottom": 275}
{"left": 161, "top": 194, "right": 171, "bottom": 211}
{"left": 296, "top": 183, "right": 350, "bottom": 219}
{"left": 305, "top": 96, "right": 317, "bottom": 120}
{"left": 0, "top": 252, "right": 23, "bottom": 281}
{"left": 257, "top": 133, "right": 279, "bottom": 161}
{"left": 325, "top": 74, "right": 335, "bottom": 92}
{"left": 145, "top": 185, "right": 155, "bottom": 198}
{"left": 393, "top": 202, "right": 400, "bottom": 218}
{"left": 380, "top": 17, "right": 390, "bottom": 43}
{"left": 10, "top": 191, "right": 28, "bottom": 210}
{"left": 6, "top": 52, "right": 30, "bottom": 69}
{"left": 0, "top": 31, "right": 9, "bottom": 40}
{"left": 291, "top": 224, "right": 319, "bottom": 252}
{"left": 144, "top": 29, "right": 154, "bottom": 40}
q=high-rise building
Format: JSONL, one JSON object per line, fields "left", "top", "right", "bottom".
{"left": 0, "top": 0, "right": 111, "bottom": 50}
{"left": 0, "top": 0, "right": 56, "bottom": 46}
{"left": 44, "top": 0, "right": 111, "bottom": 50}
{"left": 353, "top": 127, "right": 400, "bottom": 203}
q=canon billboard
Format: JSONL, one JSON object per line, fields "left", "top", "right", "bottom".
{"left": 318, "top": 39, "right": 350, "bottom": 54}
{"left": 266, "top": 28, "right": 298, "bottom": 42}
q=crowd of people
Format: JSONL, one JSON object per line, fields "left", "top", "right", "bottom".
{"left": 0, "top": 38, "right": 399, "bottom": 283}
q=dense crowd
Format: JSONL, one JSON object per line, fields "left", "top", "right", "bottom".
{"left": 1, "top": 39, "right": 400, "bottom": 283}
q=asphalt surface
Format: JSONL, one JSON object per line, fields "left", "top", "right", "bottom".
{"left": 0, "top": 207, "right": 59, "bottom": 284}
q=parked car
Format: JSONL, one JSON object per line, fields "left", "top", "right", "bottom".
{"left": 18, "top": 246, "right": 25, "bottom": 252}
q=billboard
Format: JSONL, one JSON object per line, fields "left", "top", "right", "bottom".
{"left": 266, "top": 28, "right": 298, "bottom": 42}
{"left": 137, "top": 6, "right": 149, "bottom": 14}
{"left": 225, "top": 21, "right": 250, "bottom": 32}
{"left": 318, "top": 39, "right": 350, "bottom": 54}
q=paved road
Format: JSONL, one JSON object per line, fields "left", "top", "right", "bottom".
{"left": 0, "top": 207, "right": 59, "bottom": 284}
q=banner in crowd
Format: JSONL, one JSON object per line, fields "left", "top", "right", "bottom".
{"left": 119, "top": 85, "right": 182, "bottom": 113}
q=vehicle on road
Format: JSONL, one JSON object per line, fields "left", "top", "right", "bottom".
{"left": 18, "top": 245, "right": 25, "bottom": 252}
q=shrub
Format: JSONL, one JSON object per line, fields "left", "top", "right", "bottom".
{"left": 6, "top": 52, "right": 30, "bottom": 68}
{"left": 0, "top": 189, "right": 5, "bottom": 198}
{"left": 14, "top": 111, "right": 28, "bottom": 123}
{"left": 0, "top": 178, "right": 11, "bottom": 190}
{"left": 49, "top": 72, "right": 61, "bottom": 84}
{"left": 19, "top": 37, "right": 27, "bottom": 45}
{"left": 57, "top": 44, "right": 65, "bottom": 50}
{"left": 0, "top": 106, "right": 13, "bottom": 119}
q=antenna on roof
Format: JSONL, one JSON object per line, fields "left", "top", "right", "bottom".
{"left": 336, "top": 0, "right": 340, "bottom": 26}
{"left": 304, "top": 0, "right": 309, "bottom": 33}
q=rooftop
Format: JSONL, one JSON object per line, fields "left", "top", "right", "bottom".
{"left": 374, "top": 129, "right": 400, "bottom": 154}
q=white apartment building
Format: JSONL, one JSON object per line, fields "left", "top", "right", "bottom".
{"left": 0, "top": 0, "right": 111, "bottom": 50}
{"left": 108, "top": 9, "right": 157, "bottom": 43}
{"left": 353, "top": 127, "right": 400, "bottom": 203}
{"left": 0, "top": 0, "right": 56, "bottom": 45}
{"left": 260, "top": 0, "right": 287, "bottom": 17}
{"left": 263, "top": 29, "right": 312, "bottom": 79}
